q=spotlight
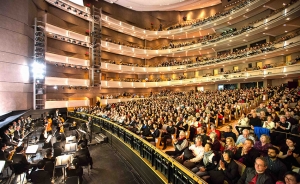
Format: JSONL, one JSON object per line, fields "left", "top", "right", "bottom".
{"left": 61, "top": 37, "right": 65, "bottom": 41}
{"left": 62, "top": 64, "right": 65, "bottom": 67}
{"left": 53, "top": 35, "right": 57, "bottom": 38}
{"left": 85, "top": 87, "right": 88, "bottom": 90}
{"left": 83, "top": 43, "right": 87, "bottom": 46}
{"left": 68, "top": 65, "right": 72, "bottom": 67}
{"left": 74, "top": 87, "right": 77, "bottom": 90}
{"left": 77, "top": 41, "right": 81, "bottom": 45}
{"left": 79, "top": 11, "right": 83, "bottom": 15}
{"left": 54, "top": 85, "right": 58, "bottom": 89}
{"left": 80, "top": 87, "right": 83, "bottom": 90}
{"left": 55, "top": 63, "right": 58, "bottom": 67}
{"left": 68, "top": 39, "right": 72, "bottom": 42}
{"left": 62, "top": 86, "right": 64, "bottom": 89}
{"left": 55, "top": 1, "right": 59, "bottom": 5}
{"left": 74, "top": 9, "right": 77, "bottom": 13}
{"left": 72, "top": 40, "right": 76, "bottom": 44}
{"left": 84, "top": 14, "right": 88, "bottom": 17}
{"left": 67, "top": 6, "right": 71, "bottom": 10}
{"left": 69, "top": 86, "right": 71, "bottom": 89}
{"left": 61, "top": 3, "right": 65, "bottom": 7}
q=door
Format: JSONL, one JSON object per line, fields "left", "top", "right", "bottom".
{"left": 214, "top": 69, "right": 218, "bottom": 76}
{"left": 233, "top": 66, "right": 239, "bottom": 71}
{"left": 256, "top": 62, "right": 263, "bottom": 69}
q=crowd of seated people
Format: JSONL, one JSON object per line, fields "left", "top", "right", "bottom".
{"left": 166, "top": 0, "right": 256, "bottom": 30}
{"left": 104, "top": 38, "right": 152, "bottom": 50}
{"left": 74, "top": 85, "right": 300, "bottom": 183}
{"left": 160, "top": 26, "right": 253, "bottom": 50}
{"left": 165, "top": 0, "right": 298, "bottom": 31}
{"left": 157, "top": 58, "right": 193, "bottom": 67}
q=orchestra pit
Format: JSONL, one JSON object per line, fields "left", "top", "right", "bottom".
{"left": 1, "top": 0, "right": 300, "bottom": 183}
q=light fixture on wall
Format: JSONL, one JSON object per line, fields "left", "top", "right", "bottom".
{"left": 55, "top": 1, "right": 59, "bottom": 5}
{"left": 61, "top": 3, "right": 65, "bottom": 7}
{"left": 67, "top": 6, "right": 71, "bottom": 10}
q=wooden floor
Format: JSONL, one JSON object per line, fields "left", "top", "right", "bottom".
{"left": 80, "top": 143, "right": 145, "bottom": 184}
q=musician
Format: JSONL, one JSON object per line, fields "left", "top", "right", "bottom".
{"left": 30, "top": 160, "right": 52, "bottom": 184}
{"left": 77, "top": 134, "right": 88, "bottom": 147}
{"left": 8, "top": 125, "right": 15, "bottom": 135}
{"left": 12, "top": 146, "right": 37, "bottom": 177}
{"left": 0, "top": 143, "right": 9, "bottom": 161}
{"left": 86, "top": 117, "right": 92, "bottom": 133}
{"left": 66, "top": 158, "right": 83, "bottom": 184}
{"left": 13, "top": 126, "right": 22, "bottom": 142}
{"left": 54, "top": 109, "right": 60, "bottom": 119}
{"left": 74, "top": 143, "right": 93, "bottom": 169}
{"left": 12, "top": 121, "right": 18, "bottom": 130}
{"left": 2, "top": 129, "right": 17, "bottom": 146}
{"left": 43, "top": 149, "right": 55, "bottom": 162}
{"left": 46, "top": 118, "right": 52, "bottom": 135}
{"left": 53, "top": 135, "right": 64, "bottom": 151}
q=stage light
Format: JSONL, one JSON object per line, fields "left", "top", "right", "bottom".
{"left": 84, "top": 14, "right": 88, "bottom": 17}
{"left": 55, "top": 1, "right": 59, "bottom": 5}
{"left": 61, "top": 3, "right": 65, "bottom": 7}
{"left": 67, "top": 6, "right": 71, "bottom": 10}
{"left": 79, "top": 11, "right": 83, "bottom": 15}
{"left": 74, "top": 9, "right": 77, "bottom": 13}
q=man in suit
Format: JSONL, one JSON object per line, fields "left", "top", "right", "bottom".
{"left": 13, "top": 126, "right": 22, "bottom": 142}
{"left": 0, "top": 143, "right": 9, "bottom": 161}
{"left": 2, "top": 129, "right": 16, "bottom": 146}
{"left": 145, "top": 123, "right": 160, "bottom": 142}
{"left": 53, "top": 135, "right": 64, "bottom": 151}
{"left": 74, "top": 143, "right": 93, "bottom": 169}
{"left": 30, "top": 160, "right": 52, "bottom": 184}
{"left": 12, "top": 146, "right": 37, "bottom": 177}
{"left": 162, "top": 121, "right": 176, "bottom": 150}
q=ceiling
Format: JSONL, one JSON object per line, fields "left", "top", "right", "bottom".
{"left": 103, "top": 0, "right": 222, "bottom": 11}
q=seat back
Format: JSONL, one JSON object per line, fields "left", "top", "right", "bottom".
{"left": 44, "top": 161, "right": 54, "bottom": 178}
{"left": 53, "top": 147, "right": 63, "bottom": 158}
{"left": 234, "top": 160, "right": 246, "bottom": 176}
{"left": 66, "top": 176, "right": 79, "bottom": 184}
{"left": 155, "top": 129, "right": 163, "bottom": 148}
{"left": 10, "top": 162, "right": 26, "bottom": 175}
{"left": 76, "top": 154, "right": 89, "bottom": 167}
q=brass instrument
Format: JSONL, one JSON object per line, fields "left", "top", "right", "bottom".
{"left": 8, "top": 148, "right": 15, "bottom": 161}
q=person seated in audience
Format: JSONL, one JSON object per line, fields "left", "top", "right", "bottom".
{"left": 254, "top": 134, "right": 273, "bottom": 156}
{"left": 30, "top": 160, "right": 52, "bottom": 184}
{"left": 165, "top": 131, "right": 188, "bottom": 157}
{"left": 271, "top": 116, "right": 291, "bottom": 145}
{"left": 145, "top": 123, "right": 160, "bottom": 143}
{"left": 237, "top": 157, "right": 274, "bottom": 184}
{"left": 272, "top": 112, "right": 280, "bottom": 122}
{"left": 224, "top": 137, "right": 237, "bottom": 154}
{"left": 161, "top": 121, "right": 176, "bottom": 150}
{"left": 276, "top": 171, "right": 300, "bottom": 184}
{"left": 278, "top": 137, "right": 300, "bottom": 171}
{"left": 66, "top": 158, "right": 83, "bottom": 184}
{"left": 260, "top": 111, "right": 267, "bottom": 121}
{"left": 8, "top": 125, "right": 15, "bottom": 135}
{"left": 208, "top": 150, "right": 239, "bottom": 184}
{"left": 207, "top": 124, "right": 220, "bottom": 140}
{"left": 234, "top": 139, "right": 260, "bottom": 167}
{"left": 263, "top": 115, "right": 275, "bottom": 129}
{"left": 257, "top": 103, "right": 267, "bottom": 113}
{"left": 140, "top": 120, "right": 153, "bottom": 138}
{"left": 207, "top": 132, "right": 222, "bottom": 152}
{"left": 74, "top": 143, "right": 93, "bottom": 169}
{"left": 191, "top": 143, "right": 218, "bottom": 177}
{"left": 286, "top": 111, "right": 298, "bottom": 126}
{"left": 249, "top": 112, "right": 262, "bottom": 129}
{"left": 221, "top": 125, "right": 237, "bottom": 142}
{"left": 196, "top": 126, "right": 209, "bottom": 146}
{"left": 176, "top": 136, "right": 204, "bottom": 169}
{"left": 235, "top": 129, "right": 255, "bottom": 147}
{"left": 235, "top": 113, "right": 250, "bottom": 135}
{"left": 12, "top": 146, "right": 37, "bottom": 178}
{"left": 265, "top": 146, "right": 287, "bottom": 182}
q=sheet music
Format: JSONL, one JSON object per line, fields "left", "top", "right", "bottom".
{"left": 66, "top": 136, "right": 76, "bottom": 143}
{"left": 64, "top": 143, "right": 77, "bottom": 152}
{"left": 55, "top": 154, "right": 73, "bottom": 166}
{"left": 25, "top": 145, "right": 39, "bottom": 154}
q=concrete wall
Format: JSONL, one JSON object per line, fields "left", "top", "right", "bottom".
{"left": 0, "top": 0, "right": 39, "bottom": 115}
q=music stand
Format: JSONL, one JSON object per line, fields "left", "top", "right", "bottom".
{"left": 0, "top": 161, "right": 5, "bottom": 173}
{"left": 64, "top": 143, "right": 77, "bottom": 154}
{"left": 25, "top": 144, "right": 39, "bottom": 160}
{"left": 66, "top": 136, "right": 76, "bottom": 143}
{"left": 55, "top": 154, "right": 73, "bottom": 180}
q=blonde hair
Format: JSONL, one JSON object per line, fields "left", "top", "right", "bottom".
{"left": 260, "top": 134, "right": 271, "bottom": 143}
{"left": 226, "top": 137, "right": 235, "bottom": 146}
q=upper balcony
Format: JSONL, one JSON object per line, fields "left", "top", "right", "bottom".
{"left": 45, "top": 0, "right": 271, "bottom": 40}
{"left": 45, "top": 34, "right": 300, "bottom": 74}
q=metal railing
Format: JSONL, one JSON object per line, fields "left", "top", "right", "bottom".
{"left": 68, "top": 111, "right": 207, "bottom": 184}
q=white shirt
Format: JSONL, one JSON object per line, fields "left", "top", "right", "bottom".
{"left": 263, "top": 121, "right": 275, "bottom": 129}
{"left": 186, "top": 144, "right": 204, "bottom": 163}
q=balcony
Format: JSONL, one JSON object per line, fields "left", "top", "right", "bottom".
{"left": 45, "top": 99, "right": 89, "bottom": 108}
{"left": 45, "top": 0, "right": 270, "bottom": 40}
{"left": 43, "top": 61, "right": 300, "bottom": 89}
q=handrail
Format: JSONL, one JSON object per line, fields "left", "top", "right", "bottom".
{"left": 69, "top": 111, "right": 207, "bottom": 184}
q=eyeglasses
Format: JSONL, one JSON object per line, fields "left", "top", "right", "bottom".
{"left": 285, "top": 176, "right": 296, "bottom": 182}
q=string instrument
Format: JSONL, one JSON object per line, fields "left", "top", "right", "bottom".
{"left": 59, "top": 122, "right": 64, "bottom": 133}
{"left": 8, "top": 146, "right": 16, "bottom": 161}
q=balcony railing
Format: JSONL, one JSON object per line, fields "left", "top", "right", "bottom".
{"left": 45, "top": 99, "right": 90, "bottom": 109}
{"left": 69, "top": 112, "right": 207, "bottom": 184}
{"left": 43, "top": 63, "right": 299, "bottom": 89}
{"left": 45, "top": 0, "right": 268, "bottom": 40}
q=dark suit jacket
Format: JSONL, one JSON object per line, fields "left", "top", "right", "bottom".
{"left": 234, "top": 147, "right": 260, "bottom": 167}
{"left": 75, "top": 148, "right": 91, "bottom": 160}
{"left": 2, "top": 134, "right": 13, "bottom": 146}
{"left": 209, "top": 159, "right": 239, "bottom": 184}
{"left": 13, "top": 130, "right": 22, "bottom": 141}
{"left": 152, "top": 129, "right": 160, "bottom": 139}
{"left": 30, "top": 169, "right": 52, "bottom": 184}
{"left": 12, "top": 153, "right": 30, "bottom": 165}
{"left": 0, "top": 150, "right": 9, "bottom": 160}
{"left": 53, "top": 141, "right": 64, "bottom": 150}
